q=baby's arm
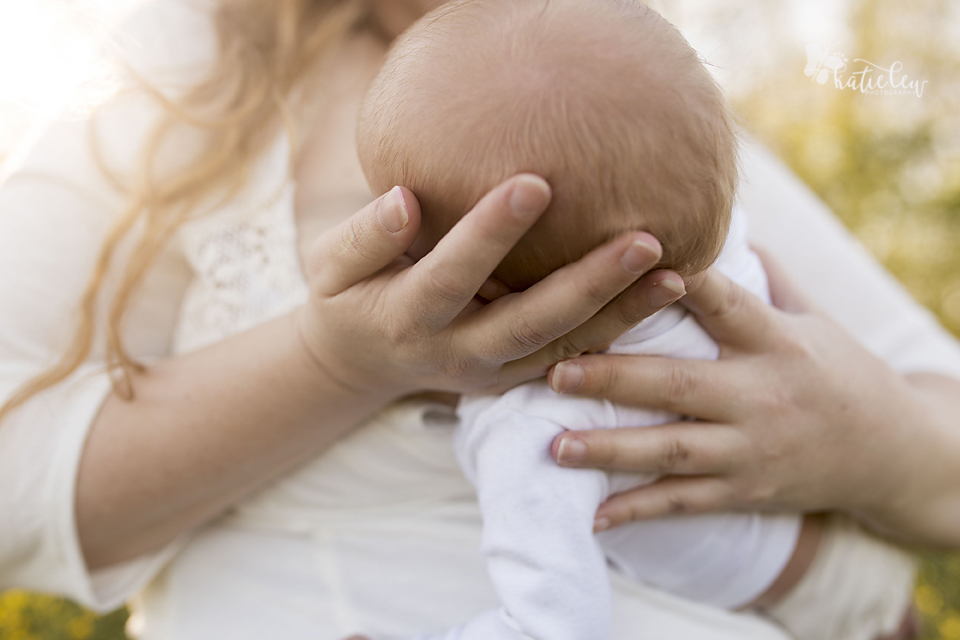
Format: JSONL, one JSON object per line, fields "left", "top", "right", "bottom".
{"left": 412, "top": 409, "right": 611, "bottom": 640}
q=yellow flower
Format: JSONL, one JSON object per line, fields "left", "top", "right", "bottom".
{"left": 940, "top": 614, "right": 960, "bottom": 640}
{"left": 915, "top": 584, "right": 945, "bottom": 616}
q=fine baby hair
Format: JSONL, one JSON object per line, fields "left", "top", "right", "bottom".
{"left": 358, "top": 0, "right": 738, "bottom": 290}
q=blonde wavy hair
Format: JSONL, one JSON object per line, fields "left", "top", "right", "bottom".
{"left": 0, "top": 0, "right": 367, "bottom": 423}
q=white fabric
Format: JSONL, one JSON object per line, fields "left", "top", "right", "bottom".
{"left": 409, "top": 217, "right": 800, "bottom": 640}
{"left": 763, "top": 514, "right": 917, "bottom": 640}
{"left": 0, "top": 0, "right": 958, "bottom": 636}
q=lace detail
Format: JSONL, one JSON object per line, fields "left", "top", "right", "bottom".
{"left": 173, "top": 183, "right": 308, "bottom": 354}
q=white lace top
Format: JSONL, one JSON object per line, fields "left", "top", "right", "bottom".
{"left": 2, "top": 2, "right": 960, "bottom": 638}
{"left": 173, "top": 161, "right": 306, "bottom": 355}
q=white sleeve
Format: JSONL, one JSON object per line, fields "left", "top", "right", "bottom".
{"left": 429, "top": 410, "right": 610, "bottom": 640}
{"left": 740, "top": 141, "right": 960, "bottom": 380}
{"left": 0, "top": 165, "right": 191, "bottom": 612}
{"left": 0, "top": 0, "right": 210, "bottom": 611}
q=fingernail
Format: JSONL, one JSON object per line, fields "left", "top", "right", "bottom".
{"left": 648, "top": 278, "right": 686, "bottom": 308}
{"left": 620, "top": 239, "right": 661, "bottom": 274}
{"left": 556, "top": 436, "right": 587, "bottom": 463}
{"left": 509, "top": 176, "right": 551, "bottom": 220}
{"left": 593, "top": 517, "right": 611, "bottom": 532}
{"left": 377, "top": 186, "right": 409, "bottom": 233}
{"left": 551, "top": 362, "right": 584, "bottom": 393}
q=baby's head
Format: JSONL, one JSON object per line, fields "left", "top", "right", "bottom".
{"left": 358, "top": 0, "right": 738, "bottom": 291}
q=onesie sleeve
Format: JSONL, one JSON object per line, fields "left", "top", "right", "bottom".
{"left": 0, "top": 0, "right": 213, "bottom": 611}
{"left": 444, "top": 406, "right": 612, "bottom": 640}
{"left": 740, "top": 141, "right": 960, "bottom": 380}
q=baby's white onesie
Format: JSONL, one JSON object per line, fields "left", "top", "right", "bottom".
{"left": 408, "top": 209, "right": 802, "bottom": 640}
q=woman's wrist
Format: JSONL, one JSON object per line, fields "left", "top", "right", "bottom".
{"left": 292, "top": 305, "right": 409, "bottom": 402}
{"left": 852, "top": 372, "right": 960, "bottom": 547}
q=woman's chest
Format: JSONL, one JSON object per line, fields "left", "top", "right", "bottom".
{"left": 173, "top": 34, "right": 384, "bottom": 352}
{"left": 291, "top": 35, "right": 385, "bottom": 268}
{"left": 292, "top": 113, "right": 374, "bottom": 268}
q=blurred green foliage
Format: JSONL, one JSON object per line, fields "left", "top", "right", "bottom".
{"left": 0, "top": 592, "right": 126, "bottom": 640}
{"left": 1, "top": 0, "right": 958, "bottom": 638}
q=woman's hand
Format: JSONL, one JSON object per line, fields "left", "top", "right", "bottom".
{"left": 548, "top": 253, "right": 960, "bottom": 547}
{"left": 75, "top": 173, "right": 684, "bottom": 570}
{"left": 297, "top": 174, "right": 686, "bottom": 401}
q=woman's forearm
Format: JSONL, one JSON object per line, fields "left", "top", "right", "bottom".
{"left": 76, "top": 311, "right": 390, "bottom": 570}
{"left": 76, "top": 178, "right": 683, "bottom": 571}
{"left": 857, "top": 372, "right": 960, "bottom": 548}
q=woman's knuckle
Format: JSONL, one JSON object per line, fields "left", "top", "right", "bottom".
{"left": 510, "top": 315, "right": 556, "bottom": 353}
{"left": 622, "top": 503, "right": 643, "bottom": 524}
{"left": 662, "top": 365, "right": 696, "bottom": 404}
{"left": 581, "top": 274, "right": 613, "bottom": 307}
{"left": 346, "top": 217, "right": 378, "bottom": 261}
{"left": 579, "top": 360, "right": 618, "bottom": 396}
{"left": 658, "top": 437, "right": 691, "bottom": 473}
{"left": 664, "top": 492, "right": 690, "bottom": 515}
{"left": 425, "top": 263, "right": 467, "bottom": 305}
{"left": 551, "top": 336, "right": 587, "bottom": 362}
{"left": 440, "top": 355, "right": 473, "bottom": 380}
{"left": 383, "top": 312, "right": 414, "bottom": 345}
{"left": 713, "top": 281, "right": 750, "bottom": 320}
{"left": 615, "top": 294, "right": 646, "bottom": 326}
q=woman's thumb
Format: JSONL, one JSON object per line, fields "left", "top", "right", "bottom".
{"left": 306, "top": 186, "right": 422, "bottom": 296}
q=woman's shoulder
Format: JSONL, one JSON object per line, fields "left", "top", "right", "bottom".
{"left": 117, "top": 0, "right": 219, "bottom": 91}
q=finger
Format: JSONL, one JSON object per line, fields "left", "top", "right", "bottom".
{"left": 497, "top": 269, "right": 684, "bottom": 385}
{"left": 594, "top": 476, "right": 737, "bottom": 529}
{"left": 550, "top": 422, "right": 747, "bottom": 474}
{"left": 405, "top": 174, "right": 551, "bottom": 330}
{"left": 557, "top": 270, "right": 686, "bottom": 356}
{"left": 510, "top": 270, "right": 686, "bottom": 380}
{"left": 546, "top": 354, "right": 747, "bottom": 421}
{"left": 476, "top": 276, "right": 512, "bottom": 302}
{"left": 309, "top": 186, "right": 422, "bottom": 296}
{"left": 470, "top": 231, "right": 662, "bottom": 368}
{"left": 752, "top": 245, "right": 818, "bottom": 315}
{"left": 681, "top": 267, "right": 779, "bottom": 351}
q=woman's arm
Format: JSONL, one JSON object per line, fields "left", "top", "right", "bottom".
{"left": 75, "top": 177, "right": 684, "bottom": 570}
{"left": 879, "top": 371, "right": 960, "bottom": 544}
{"left": 547, "top": 264, "right": 960, "bottom": 548}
